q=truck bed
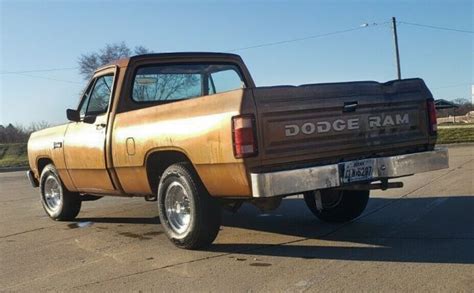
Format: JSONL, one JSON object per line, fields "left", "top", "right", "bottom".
{"left": 250, "top": 78, "right": 435, "bottom": 172}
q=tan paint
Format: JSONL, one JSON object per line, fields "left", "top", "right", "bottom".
{"left": 113, "top": 167, "right": 151, "bottom": 195}
{"left": 28, "top": 124, "right": 76, "bottom": 191}
{"left": 63, "top": 114, "right": 116, "bottom": 192}
{"left": 61, "top": 67, "right": 120, "bottom": 194}
{"left": 112, "top": 89, "right": 252, "bottom": 196}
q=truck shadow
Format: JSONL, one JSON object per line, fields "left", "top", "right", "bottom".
{"left": 76, "top": 216, "right": 160, "bottom": 225}
{"left": 214, "top": 195, "right": 474, "bottom": 264}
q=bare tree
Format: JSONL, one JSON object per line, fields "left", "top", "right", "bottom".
{"left": 78, "top": 42, "right": 152, "bottom": 79}
{"left": 0, "top": 122, "right": 51, "bottom": 143}
{"left": 78, "top": 43, "right": 201, "bottom": 104}
{"left": 133, "top": 74, "right": 200, "bottom": 102}
{"left": 451, "top": 98, "right": 473, "bottom": 116}
{"left": 28, "top": 121, "right": 51, "bottom": 132}
{"left": 134, "top": 45, "right": 151, "bottom": 55}
{"left": 437, "top": 98, "right": 473, "bottom": 117}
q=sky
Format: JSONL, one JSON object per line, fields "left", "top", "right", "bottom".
{"left": 0, "top": 0, "right": 472, "bottom": 126}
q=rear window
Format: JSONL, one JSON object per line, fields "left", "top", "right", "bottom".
{"left": 132, "top": 64, "right": 245, "bottom": 103}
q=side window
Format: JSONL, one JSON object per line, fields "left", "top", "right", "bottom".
{"left": 208, "top": 69, "right": 244, "bottom": 95}
{"left": 86, "top": 75, "right": 113, "bottom": 115}
{"left": 132, "top": 64, "right": 245, "bottom": 103}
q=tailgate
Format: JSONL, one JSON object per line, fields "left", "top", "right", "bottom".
{"left": 252, "top": 78, "right": 434, "bottom": 170}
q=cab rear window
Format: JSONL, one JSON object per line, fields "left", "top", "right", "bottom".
{"left": 132, "top": 64, "right": 244, "bottom": 103}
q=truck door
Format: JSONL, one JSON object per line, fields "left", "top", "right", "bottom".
{"left": 63, "top": 70, "right": 116, "bottom": 193}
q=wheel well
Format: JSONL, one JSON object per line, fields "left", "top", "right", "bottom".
{"left": 146, "top": 151, "right": 192, "bottom": 194}
{"left": 37, "top": 158, "right": 53, "bottom": 175}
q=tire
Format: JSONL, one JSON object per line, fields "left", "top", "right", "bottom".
{"left": 157, "top": 162, "right": 222, "bottom": 249}
{"left": 39, "top": 164, "right": 81, "bottom": 221}
{"left": 303, "top": 189, "right": 369, "bottom": 223}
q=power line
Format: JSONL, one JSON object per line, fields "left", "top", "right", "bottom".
{"left": 0, "top": 23, "right": 383, "bottom": 78}
{"left": 227, "top": 23, "right": 389, "bottom": 52}
{"left": 5, "top": 72, "right": 82, "bottom": 84}
{"left": 398, "top": 21, "right": 474, "bottom": 34}
{"left": 0, "top": 66, "right": 79, "bottom": 75}
{"left": 1, "top": 19, "right": 471, "bottom": 85}
{"left": 3, "top": 20, "right": 468, "bottom": 75}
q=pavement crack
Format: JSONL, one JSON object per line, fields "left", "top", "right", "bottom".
{"left": 71, "top": 252, "right": 232, "bottom": 289}
{"left": 0, "top": 226, "right": 55, "bottom": 239}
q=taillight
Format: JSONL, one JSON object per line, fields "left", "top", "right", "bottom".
{"left": 232, "top": 115, "right": 258, "bottom": 158}
{"left": 427, "top": 99, "right": 437, "bottom": 135}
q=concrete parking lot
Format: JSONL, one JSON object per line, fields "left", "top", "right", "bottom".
{"left": 1, "top": 145, "right": 473, "bottom": 292}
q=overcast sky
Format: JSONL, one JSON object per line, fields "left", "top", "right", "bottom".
{"left": 1, "top": 0, "right": 472, "bottom": 126}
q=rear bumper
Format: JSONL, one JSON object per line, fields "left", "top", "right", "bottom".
{"left": 250, "top": 147, "right": 449, "bottom": 198}
{"left": 26, "top": 170, "right": 39, "bottom": 188}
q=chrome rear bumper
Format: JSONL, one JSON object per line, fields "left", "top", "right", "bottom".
{"left": 251, "top": 148, "right": 449, "bottom": 198}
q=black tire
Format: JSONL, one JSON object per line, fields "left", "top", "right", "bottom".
{"left": 39, "top": 164, "right": 81, "bottom": 221}
{"left": 157, "top": 162, "right": 222, "bottom": 249}
{"left": 303, "top": 189, "right": 369, "bottom": 223}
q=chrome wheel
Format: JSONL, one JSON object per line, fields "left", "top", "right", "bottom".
{"left": 43, "top": 175, "right": 62, "bottom": 212}
{"left": 164, "top": 182, "right": 191, "bottom": 235}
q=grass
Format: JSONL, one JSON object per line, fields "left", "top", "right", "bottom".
{"left": 0, "top": 143, "right": 28, "bottom": 168}
{"left": 438, "top": 123, "right": 474, "bottom": 129}
{"left": 437, "top": 127, "right": 474, "bottom": 144}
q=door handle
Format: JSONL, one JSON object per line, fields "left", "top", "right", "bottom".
{"left": 96, "top": 123, "right": 106, "bottom": 130}
{"left": 343, "top": 101, "right": 358, "bottom": 112}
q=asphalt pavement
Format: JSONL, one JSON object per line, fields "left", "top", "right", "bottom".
{"left": 1, "top": 145, "right": 473, "bottom": 292}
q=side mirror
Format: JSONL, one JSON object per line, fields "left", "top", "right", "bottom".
{"left": 83, "top": 115, "right": 96, "bottom": 124}
{"left": 66, "top": 109, "right": 80, "bottom": 122}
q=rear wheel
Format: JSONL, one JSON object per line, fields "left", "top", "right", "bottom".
{"left": 303, "top": 189, "right": 369, "bottom": 223}
{"left": 157, "top": 162, "right": 221, "bottom": 249}
{"left": 40, "top": 164, "right": 81, "bottom": 220}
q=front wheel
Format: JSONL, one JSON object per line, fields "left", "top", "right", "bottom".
{"left": 157, "top": 162, "right": 222, "bottom": 249}
{"left": 39, "top": 164, "right": 81, "bottom": 220}
{"left": 303, "top": 189, "right": 369, "bottom": 223}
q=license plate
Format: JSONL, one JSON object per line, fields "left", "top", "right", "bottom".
{"left": 342, "top": 159, "right": 375, "bottom": 183}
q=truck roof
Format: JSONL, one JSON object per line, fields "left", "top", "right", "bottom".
{"left": 98, "top": 52, "right": 243, "bottom": 71}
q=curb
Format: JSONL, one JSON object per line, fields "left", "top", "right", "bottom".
{"left": 0, "top": 166, "right": 28, "bottom": 173}
{"left": 437, "top": 142, "right": 474, "bottom": 148}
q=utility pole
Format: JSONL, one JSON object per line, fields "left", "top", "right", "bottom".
{"left": 392, "top": 17, "right": 402, "bottom": 80}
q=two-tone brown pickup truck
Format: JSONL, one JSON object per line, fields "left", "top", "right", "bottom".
{"left": 27, "top": 52, "right": 448, "bottom": 249}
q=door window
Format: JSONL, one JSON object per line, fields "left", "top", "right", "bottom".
{"left": 79, "top": 75, "right": 114, "bottom": 116}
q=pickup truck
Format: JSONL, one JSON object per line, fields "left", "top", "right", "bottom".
{"left": 27, "top": 52, "right": 449, "bottom": 249}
